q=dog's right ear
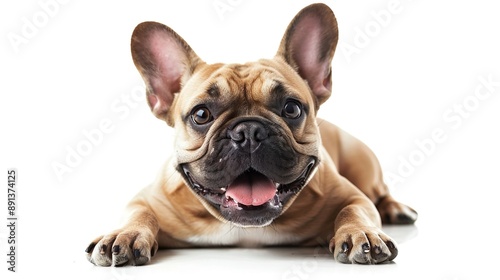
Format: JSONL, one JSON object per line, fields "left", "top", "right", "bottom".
{"left": 131, "top": 22, "right": 202, "bottom": 123}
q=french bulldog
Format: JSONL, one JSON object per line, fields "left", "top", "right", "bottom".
{"left": 86, "top": 3, "right": 417, "bottom": 266}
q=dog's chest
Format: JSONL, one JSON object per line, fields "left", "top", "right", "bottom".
{"left": 186, "top": 224, "right": 303, "bottom": 247}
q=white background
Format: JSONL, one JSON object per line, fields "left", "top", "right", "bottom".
{"left": 1, "top": 0, "right": 500, "bottom": 279}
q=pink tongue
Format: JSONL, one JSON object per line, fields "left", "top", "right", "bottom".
{"left": 226, "top": 172, "right": 277, "bottom": 206}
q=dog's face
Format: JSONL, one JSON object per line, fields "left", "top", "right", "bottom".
{"left": 174, "top": 60, "right": 320, "bottom": 227}
{"left": 131, "top": 4, "right": 338, "bottom": 227}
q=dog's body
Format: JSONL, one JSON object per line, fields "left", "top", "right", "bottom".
{"left": 86, "top": 3, "right": 417, "bottom": 266}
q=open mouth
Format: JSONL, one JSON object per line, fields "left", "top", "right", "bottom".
{"left": 181, "top": 159, "right": 316, "bottom": 225}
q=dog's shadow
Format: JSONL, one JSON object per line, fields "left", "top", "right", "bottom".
{"left": 150, "top": 225, "right": 419, "bottom": 265}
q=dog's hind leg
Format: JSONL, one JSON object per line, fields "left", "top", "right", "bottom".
{"left": 318, "top": 119, "right": 417, "bottom": 224}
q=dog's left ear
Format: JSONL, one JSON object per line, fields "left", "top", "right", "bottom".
{"left": 277, "top": 3, "right": 338, "bottom": 105}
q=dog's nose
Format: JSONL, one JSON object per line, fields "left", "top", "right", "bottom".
{"left": 228, "top": 121, "right": 269, "bottom": 153}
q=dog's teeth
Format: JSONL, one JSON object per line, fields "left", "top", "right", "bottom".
{"left": 272, "top": 195, "right": 280, "bottom": 207}
{"left": 220, "top": 187, "right": 226, "bottom": 192}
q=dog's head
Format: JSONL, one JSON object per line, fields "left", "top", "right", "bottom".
{"left": 131, "top": 3, "right": 338, "bottom": 227}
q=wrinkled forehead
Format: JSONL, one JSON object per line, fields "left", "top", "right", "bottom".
{"left": 214, "top": 62, "right": 282, "bottom": 102}
{"left": 182, "top": 59, "right": 315, "bottom": 107}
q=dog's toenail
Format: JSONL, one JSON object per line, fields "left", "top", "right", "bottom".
{"left": 362, "top": 243, "right": 370, "bottom": 253}
{"left": 100, "top": 244, "right": 107, "bottom": 254}
{"left": 112, "top": 245, "right": 120, "bottom": 255}
{"left": 341, "top": 242, "right": 349, "bottom": 253}
{"left": 133, "top": 249, "right": 141, "bottom": 259}
{"left": 85, "top": 243, "right": 96, "bottom": 253}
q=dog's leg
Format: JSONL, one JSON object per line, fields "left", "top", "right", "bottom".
{"left": 86, "top": 201, "right": 159, "bottom": 266}
{"left": 327, "top": 179, "right": 399, "bottom": 264}
{"left": 318, "top": 119, "right": 417, "bottom": 224}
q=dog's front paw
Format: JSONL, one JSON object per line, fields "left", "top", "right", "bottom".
{"left": 329, "top": 226, "right": 398, "bottom": 264}
{"left": 85, "top": 228, "right": 158, "bottom": 266}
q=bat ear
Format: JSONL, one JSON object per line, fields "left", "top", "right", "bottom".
{"left": 277, "top": 3, "right": 338, "bottom": 105}
{"left": 131, "top": 22, "right": 202, "bottom": 122}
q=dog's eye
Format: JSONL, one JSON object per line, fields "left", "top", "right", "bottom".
{"left": 282, "top": 100, "right": 302, "bottom": 119}
{"left": 191, "top": 107, "right": 213, "bottom": 125}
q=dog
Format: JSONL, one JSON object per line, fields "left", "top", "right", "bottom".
{"left": 86, "top": 3, "right": 417, "bottom": 266}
